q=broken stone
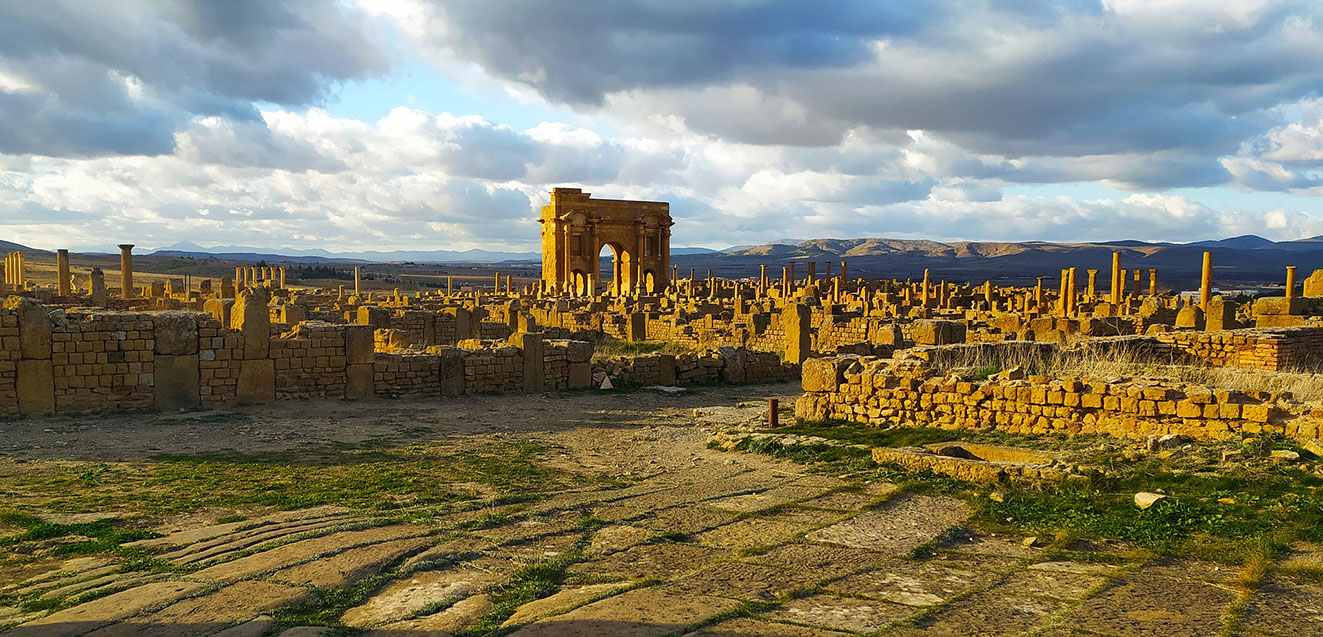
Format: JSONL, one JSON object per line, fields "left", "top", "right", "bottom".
{"left": 1134, "top": 492, "right": 1167, "bottom": 510}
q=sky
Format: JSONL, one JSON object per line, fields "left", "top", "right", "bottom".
{"left": 1, "top": 0, "right": 1322, "bottom": 254}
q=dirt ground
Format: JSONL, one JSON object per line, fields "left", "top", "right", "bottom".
{"left": 1, "top": 383, "right": 1319, "bottom": 636}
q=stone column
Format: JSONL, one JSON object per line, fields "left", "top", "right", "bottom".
{"left": 760, "top": 264, "right": 768, "bottom": 293}
{"left": 1200, "top": 251, "right": 1212, "bottom": 311}
{"left": 1086, "top": 269, "right": 1098, "bottom": 300}
{"left": 807, "top": 261, "right": 816, "bottom": 283}
{"left": 354, "top": 266, "right": 361, "bottom": 297}
{"left": 279, "top": 267, "right": 286, "bottom": 289}
{"left": 1286, "top": 266, "right": 1298, "bottom": 300}
{"left": 1058, "top": 269, "right": 1069, "bottom": 316}
{"left": 1067, "top": 267, "right": 1077, "bottom": 317}
{"left": 841, "top": 261, "right": 848, "bottom": 283}
{"left": 56, "top": 249, "right": 71, "bottom": 296}
{"left": 921, "top": 269, "right": 931, "bottom": 308}
{"left": 118, "top": 244, "right": 135, "bottom": 299}
{"left": 1149, "top": 269, "right": 1158, "bottom": 296}
{"left": 1118, "top": 269, "right": 1127, "bottom": 301}
{"left": 1111, "top": 251, "right": 1121, "bottom": 304}
{"left": 1034, "top": 277, "right": 1043, "bottom": 313}
{"left": 447, "top": 275, "right": 453, "bottom": 295}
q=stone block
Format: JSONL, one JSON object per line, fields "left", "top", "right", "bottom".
{"left": 4, "top": 297, "right": 50, "bottom": 360}
{"left": 568, "top": 361, "right": 592, "bottom": 389}
{"left": 15, "top": 359, "right": 54, "bottom": 416}
{"left": 627, "top": 313, "right": 647, "bottom": 341}
{"left": 782, "top": 303, "right": 811, "bottom": 365}
{"left": 154, "top": 354, "right": 200, "bottom": 410}
{"left": 154, "top": 311, "right": 199, "bottom": 355}
{"left": 518, "top": 332, "right": 544, "bottom": 392}
{"left": 344, "top": 325, "right": 374, "bottom": 365}
{"left": 802, "top": 356, "right": 852, "bottom": 392}
{"left": 236, "top": 359, "right": 275, "bottom": 403}
{"left": 564, "top": 340, "right": 593, "bottom": 363}
{"left": 658, "top": 354, "right": 677, "bottom": 386}
{"left": 439, "top": 348, "right": 465, "bottom": 396}
{"left": 203, "top": 298, "right": 234, "bottom": 325}
{"left": 230, "top": 289, "right": 270, "bottom": 359}
{"left": 1304, "top": 269, "right": 1323, "bottom": 298}
{"left": 345, "top": 363, "right": 374, "bottom": 400}
{"left": 1253, "top": 296, "right": 1307, "bottom": 317}
{"left": 911, "top": 319, "right": 966, "bottom": 346}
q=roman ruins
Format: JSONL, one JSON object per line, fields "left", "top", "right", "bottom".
{"left": 0, "top": 187, "right": 1318, "bottom": 442}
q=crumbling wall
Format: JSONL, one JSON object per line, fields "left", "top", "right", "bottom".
{"left": 796, "top": 355, "right": 1323, "bottom": 442}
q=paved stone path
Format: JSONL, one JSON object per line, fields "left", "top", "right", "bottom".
{"left": 2, "top": 386, "right": 1321, "bottom": 636}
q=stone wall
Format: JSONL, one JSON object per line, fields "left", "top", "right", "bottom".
{"left": 1155, "top": 327, "right": 1323, "bottom": 371}
{"left": 591, "top": 346, "right": 798, "bottom": 388}
{"left": 0, "top": 299, "right": 797, "bottom": 416}
{"left": 796, "top": 355, "right": 1323, "bottom": 442}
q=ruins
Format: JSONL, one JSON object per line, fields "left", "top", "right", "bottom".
{"left": 0, "top": 188, "right": 1315, "bottom": 440}
{"left": 3, "top": 189, "right": 1323, "bottom": 636}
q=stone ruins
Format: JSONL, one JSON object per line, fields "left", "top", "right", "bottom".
{"left": 0, "top": 187, "right": 1320, "bottom": 443}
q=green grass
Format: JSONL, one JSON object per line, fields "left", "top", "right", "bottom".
{"left": 722, "top": 421, "right": 1323, "bottom": 564}
{"left": 779, "top": 419, "right": 1105, "bottom": 451}
{"left": 0, "top": 440, "right": 561, "bottom": 516}
{"left": 0, "top": 515, "right": 157, "bottom": 556}
{"left": 710, "top": 436, "right": 874, "bottom": 473}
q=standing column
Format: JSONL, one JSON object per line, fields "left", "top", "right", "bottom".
{"left": 1200, "top": 251, "right": 1212, "bottom": 311}
{"left": 840, "top": 261, "right": 848, "bottom": 283}
{"left": 56, "top": 249, "right": 71, "bottom": 296}
{"left": 1067, "top": 267, "right": 1078, "bottom": 317}
{"left": 921, "top": 269, "right": 931, "bottom": 308}
{"left": 788, "top": 261, "right": 796, "bottom": 286}
{"left": 354, "top": 266, "right": 361, "bottom": 297}
{"left": 118, "top": 244, "right": 135, "bottom": 299}
{"left": 1149, "top": 269, "right": 1158, "bottom": 296}
{"left": 1286, "top": 266, "right": 1298, "bottom": 300}
{"left": 279, "top": 267, "right": 286, "bottom": 289}
{"left": 1110, "top": 252, "right": 1121, "bottom": 304}
{"left": 1059, "top": 269, "right": 1069, "bottom": 315}
{"left": 759, "top": 264, "right": 768, "bottom": 293}
{"left": 807, "top": 261, "right": 816, "bottom": 283}
{"left": 1034, "top": 277, "right": 1043, "bottom": 313}
{"left": 1086, "top": 269, "right": 1098, "bottom": 301}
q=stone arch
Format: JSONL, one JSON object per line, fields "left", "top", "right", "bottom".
{"left": 540, "top": 188, "right": 672, "bottom": 296}
{"left": 599, "top": 241, "right": 635, "bottom": 296}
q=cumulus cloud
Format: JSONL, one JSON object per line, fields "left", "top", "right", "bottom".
{"left": 400, "top": 0, "right": 1323, "bottom": 159}
{"left": 3, "top": 1, "right": 1323, "bottom": 252}
{"left": 0, "top": 0, "right": 388, "bottom": 156}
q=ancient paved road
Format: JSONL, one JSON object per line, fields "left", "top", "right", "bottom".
{"left": 2, "top": 385, "right": 1319, "bottom": 636}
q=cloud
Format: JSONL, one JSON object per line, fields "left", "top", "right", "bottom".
{"left": 400, "top": 0, "right": 1323, "bottom": 163}
{"left": 0, "top": 0, "right": 389, "bottom": 157}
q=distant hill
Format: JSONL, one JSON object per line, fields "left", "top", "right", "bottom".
{"left": 681, "top": 236, "right": 1323, "bottom": 288}
{"left": 0, "top": 240, "right": 45, "bottom": 254}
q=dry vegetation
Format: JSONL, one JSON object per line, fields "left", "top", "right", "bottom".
{"left": 928, "top": 343, "right": 1323, "bottom": 404}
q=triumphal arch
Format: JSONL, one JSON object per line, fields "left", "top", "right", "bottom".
{"left": 540, "top": 187, "right": 672, "bottom": 296}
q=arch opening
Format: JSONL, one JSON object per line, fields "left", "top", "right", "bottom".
{"left": 598, "top": 242, "right": 635, "bottom": 296}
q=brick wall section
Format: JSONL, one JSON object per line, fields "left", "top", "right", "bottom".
{"left": 373, "top": 353, "right": 441, "bottom": 397}
{"left": 272, "top": 322, "right": 348, "bottom": 400}
{"left": 462, "top": 345, "right": 524, "bottom": 393}
{"left": 198, "top": 315, "right": 240, "bottom": 405}
{"left": 0, "top": 301, "right": 796, "bottom": 416}
{"left": 0, "top": 308, "right": 18, "bottom": 415}
{"left": 52, "top": 311, "right": 155, "bottom": 412}
{"left": 1156, "top": 327, "right": 1323, "bottom": 371}
{"left": 592, "top": 347, "right": 798, "bottom": 387}
{"left": 796, "top": 355, "right": 1323, "bottom": 442}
